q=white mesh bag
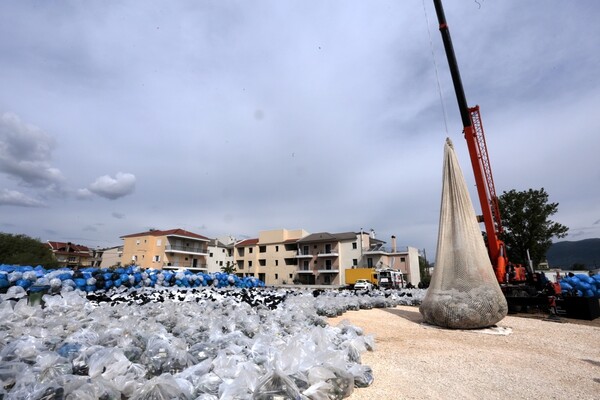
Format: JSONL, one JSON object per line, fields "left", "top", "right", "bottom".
{"left": 419, "top": 138, "right": 507, "bottom": 329}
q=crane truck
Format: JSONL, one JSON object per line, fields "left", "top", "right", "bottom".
{"left": 432, "top": 0, "right": 559, "bottom": 310}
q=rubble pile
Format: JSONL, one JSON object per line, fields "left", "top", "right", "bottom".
{"left": 0, "top": 285, "right": 426, "bottom": 399}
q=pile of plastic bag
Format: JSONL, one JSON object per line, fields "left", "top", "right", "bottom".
{"left": 0, "top": 264, "right": 264, "bottom": 294}
{"left": 560, "top": 274, "right": 600, "bottom": 298}
{"left": 0, "top": 286, "right": 380, "bottom": 399}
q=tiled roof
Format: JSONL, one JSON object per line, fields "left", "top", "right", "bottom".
{"left": 47, "top": 241, "right": 90, "bottom": 253}
{"left": 297, "top": 232, "right": 357, "bottom": 243}
{"left": 120, "top": 228, "right": 209, "bottom": 241}
{"left": 235, "top": 238, "right": 259, "bottom": 247}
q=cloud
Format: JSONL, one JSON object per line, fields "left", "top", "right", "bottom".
{"left": 75, "top": 188, "right": 94, "bottom": 200}
{"left": 112, "top": 212, "right": 125, "bottom": 219}
{"left": 0, "top": 113, "right": 65, "bottom": 187}
{"left": 594, "top": 219, "right": 600, "bottom": 225}
{"left": 0, "top": 189, "right": 45, "bottom": 207}
{"left": 87, "top": 172, "right": 136, "bottom": 200}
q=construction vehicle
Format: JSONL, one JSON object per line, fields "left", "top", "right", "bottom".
{"left": 345, "top": 268, "right": 378, "bottom": 287}
{"left": 432, "top": 0, "right": 559, "bottom": 309}
{"left": 377, "top": 269, "right": 405, "bottom": 289}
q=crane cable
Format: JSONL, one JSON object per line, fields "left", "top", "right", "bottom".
{"left": 421, "top": 0, "right": 449, "bottom": 136}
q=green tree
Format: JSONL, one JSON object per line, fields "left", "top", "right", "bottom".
{"left": 0, "top": 232, "right": 58, "bottom": 268}
{"left": 498, "top": 188, "right": 568, "bottom": 268}
{"left": 220, "top": 261, "right": 236, "bottom": 274}
{"left": 419, "top": 255, "right": 432, "bottom": 287}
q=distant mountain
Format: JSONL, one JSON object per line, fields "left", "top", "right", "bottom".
{"left": 546, "top": 238, "right": 600, "bottom": 269}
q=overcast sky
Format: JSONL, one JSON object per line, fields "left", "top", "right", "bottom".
{"left": 1, "top": 1, "right": 598, "bottom": 260}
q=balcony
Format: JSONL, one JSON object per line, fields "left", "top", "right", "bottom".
{"left": 317, "top": 250, "right": 338, "bottom": 258}
{"left": 317, "top": 267, "right": 339, "bottom": 274}
{"left": 163, "top": 263, "right": 208, "bottom": 271}
{"left": 295, "top": 251, "right": 313, "bottom": 259}
{"left": 363, "top": 244, "right": 408, "bottom": 255}
{"left": 297, "top": 267, "right": 314, "bottom": 274}
{"left": 165, "top": 245, "right": 208, "bottom": 255}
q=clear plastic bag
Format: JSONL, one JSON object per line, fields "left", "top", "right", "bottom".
{"left": 306, "top": 366, "right": 354, "bottom": 400}
{"left": 32, "top": 351, "right": 72, "bottom": 383}
{"left": 253, "top": 369, "right": 304, "bottom": 400}
{"left": 347, "top": 364, "right": 374, "bottom": 388}
{"left": 88, "top": 347, "right": 132, "bottom": 379}
{"left": 129, "top": 373, "right": 194, "bottom": 400}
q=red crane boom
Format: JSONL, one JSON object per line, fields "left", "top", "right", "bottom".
{"left": 432, "top": 0, "right": 508, "bottom": 282}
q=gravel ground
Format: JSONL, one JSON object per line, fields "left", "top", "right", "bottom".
{"left": 329, "top": 306, "right": 600, "bottom": 400}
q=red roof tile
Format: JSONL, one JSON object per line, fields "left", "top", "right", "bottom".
{"left": 120, "top": 228, "right": 209, "bottom": 241}
{"left": 235, "top": 238, "right": 259, "bottom": 247}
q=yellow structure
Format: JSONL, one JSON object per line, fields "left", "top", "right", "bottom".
{"left": 120, "top": 228, "right": 210, "bottom": 271}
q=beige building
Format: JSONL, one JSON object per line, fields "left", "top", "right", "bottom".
{"left": 296, "top": 231, "right": 421, "bottom": 286}
{"left": 362, "top": 236, "right": 421, "bottom": 286}
{"left": 206, "top": 236, "right": 235, "bottom": 273}
{"left": 47, "top": 241, "right": 92, "bottom": 268}
{"left": 232, "top": 228, "right": 421, "bottom": 286}
{"left": 296, "top": 231, "right": 383, "bottom": 285}
{"left": 120, "top": 228, "right": 210, "bottom": 271}
{"left": 98, "top": 246, "right": 123, "bottom": 269}
{"left": 234, "top": 229, "right": 309, "bottom": 284}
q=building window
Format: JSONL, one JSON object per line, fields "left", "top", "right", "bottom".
{"left": 325, "top": 259, "right": 332, "bottom": 269}
{"left": 289, "top": 274, "right": 293, "bottom": 279}
{"left": 353, "top": 259, "right": 358, "bottom": 266}
{"left": 249, "top": 248, "right": 253, "bottom": 254}
{"left": 275, "top": 274, "right": 279, "bottom": 280}
{"left": 136, "top": 240, "right": 140, "bottom": 245}
{"left": 209, "top": 252, "right": 213, "bottom": 257}
{"left": 275, "top": 260, "right": 279, "bottom": 266}
{"left": 367, "top": 258, "right": 373, "bottom": 268}
{"left": 303, "top": 261, "right": 309, "bottom": 269}
{"left": 249, "top": 261, "right": 253, "bottom": 267}
{"left": 275, "top": 245, "right": 279, "bottom": 252}
{"left": 259, "top": 246, "right": 266, "bottom": 253}
{"left": 153, "top": 255, "right": 160, "bottom": 262}
{"left": 401, "top": 257, "right": 406, "bottom": 262}
{"left": 219, "top": 261, "right": 223, "bottom": 266}
{"left": 259, "top": 259, "right": 266, "bottom": 266}
{"left": 352, "top": 242, "right": 357, "bottom": 249}
{"left": 156, "top": 239, "right": 162, "bottom": 246}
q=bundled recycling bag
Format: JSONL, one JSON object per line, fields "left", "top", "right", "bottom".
{"left": 420, "top": 139, "right": 508, "bottom": 329}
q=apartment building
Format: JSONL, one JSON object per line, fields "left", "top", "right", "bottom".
{"left": 98, "top": 245, "right": 123, "bottom": 269}
{"left": 362, "top": 235, "right": 421, "bottom": 286}
{"left": 120, "top": 228, "right": 210, "bottom": 271}
{"left": 233, "top": 229, "right": 309, "bottom": 284}
{"left": 296, "top": 231, "right": 372, "bottom": 285}
{"left": 234, "top": 237, "right": 260, "bottom": 279}
{"left": 296, "top": 231, "right": 422, "bottom": 286}
{"left": 206, "top": 236, "right": 235, "bottom": 273}
{"left": 47, "top": 241, "right": 92, "bottom": 268}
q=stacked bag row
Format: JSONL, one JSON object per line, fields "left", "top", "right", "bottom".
{"left": 0, "top": 264, "right": 264, "bottom": 294}
{"left": 559, "top": 274, "right": 600, "bottom": 298}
